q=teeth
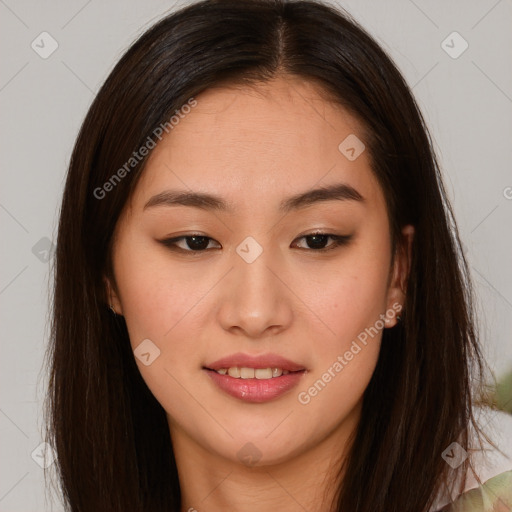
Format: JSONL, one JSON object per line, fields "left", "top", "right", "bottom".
{"left": 227, "top": 367, "right": 241, "bottom": 378}
{"left": 255, "top": 368, "right": 272, "bottom": 379}
{"left": 272, "top": 368, "right": 283, "bottom": 377}
{"left": 216, "top": 367, "right": 293, "bottom": 379}
{"left": 240, "top": 367, "right": 255, "bottom": 379}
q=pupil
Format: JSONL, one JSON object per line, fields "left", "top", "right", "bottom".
{"left": 188, "top": 236, "right": 209, "bottom": 250}
{"left": 308, "top": 235, "right": 328, "bottom": 249}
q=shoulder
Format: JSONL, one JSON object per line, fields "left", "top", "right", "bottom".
{"left": 438, "top": 470, "right": 512, "bottom": 511}
{"left": 429, "top": 407, "right": 512, "bottom": 512}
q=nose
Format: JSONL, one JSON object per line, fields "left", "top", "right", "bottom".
{"left": 216, "top": 239, "right": 293, "bottom": 339}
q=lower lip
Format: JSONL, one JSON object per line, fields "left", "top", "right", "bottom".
{"left": 204, "top": 369, "right": 306, "bottom": 403}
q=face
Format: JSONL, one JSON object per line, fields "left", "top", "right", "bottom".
{"left": 107, "top": 75, "right": 412, "bottom": 469}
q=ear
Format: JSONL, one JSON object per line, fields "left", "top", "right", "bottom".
{"left": 384, "top": 224, "right": 414, "bottom": 328}
{"left": 103, "top": 275, "right": 123, "bottom": 315}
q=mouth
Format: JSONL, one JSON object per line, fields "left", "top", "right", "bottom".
{"left": 205, "top": 366, "right": 298, "bottom": 379}
{"left": 203, "top": 353, "right": 307, "bottom": 403}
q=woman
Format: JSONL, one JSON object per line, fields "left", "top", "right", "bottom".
{"left": 45, "top": 1, "right": 512, "bottom": 511}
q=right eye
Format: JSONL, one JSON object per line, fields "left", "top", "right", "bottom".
{"left": 159, "top": 234, "right": 221, "bottom": 253}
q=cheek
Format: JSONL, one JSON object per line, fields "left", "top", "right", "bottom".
{"left": 113, "top": 237, "right": 199, "bottom": 344}
{"left": 112, "top": 242, "right": 202, "bottom": 422}
{"left": 295, "top": 261, "right": 388, "bottom": 423}
{"left": 297, "top": 234, "right": 391, "bottom": 411}
{"left": 112, "top": 237, "right": 211, "bottom": 419}
{"left": 308, "top": 246, "right": 391, "bottom": 351}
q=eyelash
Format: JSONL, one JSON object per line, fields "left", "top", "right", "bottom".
{"left": 159, "top": 231, "right": 352, "bottom": 254}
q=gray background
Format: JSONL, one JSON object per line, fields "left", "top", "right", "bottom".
{"left": 1, "top": 0, "right": 511, "bottom": 510}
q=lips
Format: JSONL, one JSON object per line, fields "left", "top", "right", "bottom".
{"left": 203, "top": 352, "right": 307, "bottom": 403}
{"left": 204, "top": 352, "right": 306, "bottom": 373}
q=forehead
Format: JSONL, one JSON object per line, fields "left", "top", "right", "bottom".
{"left": 128, "top": 75, "right": 384, "bottom": 216}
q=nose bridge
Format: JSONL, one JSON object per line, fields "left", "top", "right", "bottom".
{"left": 234, "top": 234, "right": 281, "bottom": 303}
{"left": 236, "top": 237, "right": 277, "bottom": 291}
{"left": 216, "top": 234, "right": 292, "bottom": 337}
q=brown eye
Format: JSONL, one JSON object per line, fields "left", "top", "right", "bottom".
{"left": 160, "top": 235, "right": 221, "bottom": 252}
{"left": 293, "top": 232, "right": 352, "bottom": 252}
{"left": 159, "top": 232, "right": 352, "bottom": 255}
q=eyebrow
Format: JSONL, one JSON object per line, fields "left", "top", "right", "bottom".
{"left": 143, "top": 182, "right": 365, "bottom": 214}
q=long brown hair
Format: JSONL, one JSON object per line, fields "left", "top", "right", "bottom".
{"left": 45, "top": 1, "right": 485, "bottom": 510}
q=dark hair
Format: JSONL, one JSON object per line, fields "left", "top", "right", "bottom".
{"left": 45, "top": 0, "right": 486, "bottom": 510}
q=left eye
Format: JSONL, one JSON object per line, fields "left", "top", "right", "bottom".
{"left": 293, "top": 232, "right": 352, "bottom": 251}
{"left": 159, "top": 232, "right": 352, "bottom": 253}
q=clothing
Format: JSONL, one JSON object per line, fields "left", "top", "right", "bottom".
{"left": 429, "top": 408, "right": 512, "bottom": 512}
{"left": 439, "top": 470, "right": 512, "bottom": 511}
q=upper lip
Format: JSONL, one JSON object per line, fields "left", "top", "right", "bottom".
{"left": 204, "top": 352, "right": 306, "bottom": 372}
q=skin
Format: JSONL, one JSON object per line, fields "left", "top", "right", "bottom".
{"left": 107, "top": 74, "right": 414, "bottom": 512}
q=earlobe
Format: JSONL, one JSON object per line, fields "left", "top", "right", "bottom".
{"left": 385, "top": 224, "right": 414, "bottom": 327}
{"left": 103, "top": 276, "right": 123, "bottom": 316}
